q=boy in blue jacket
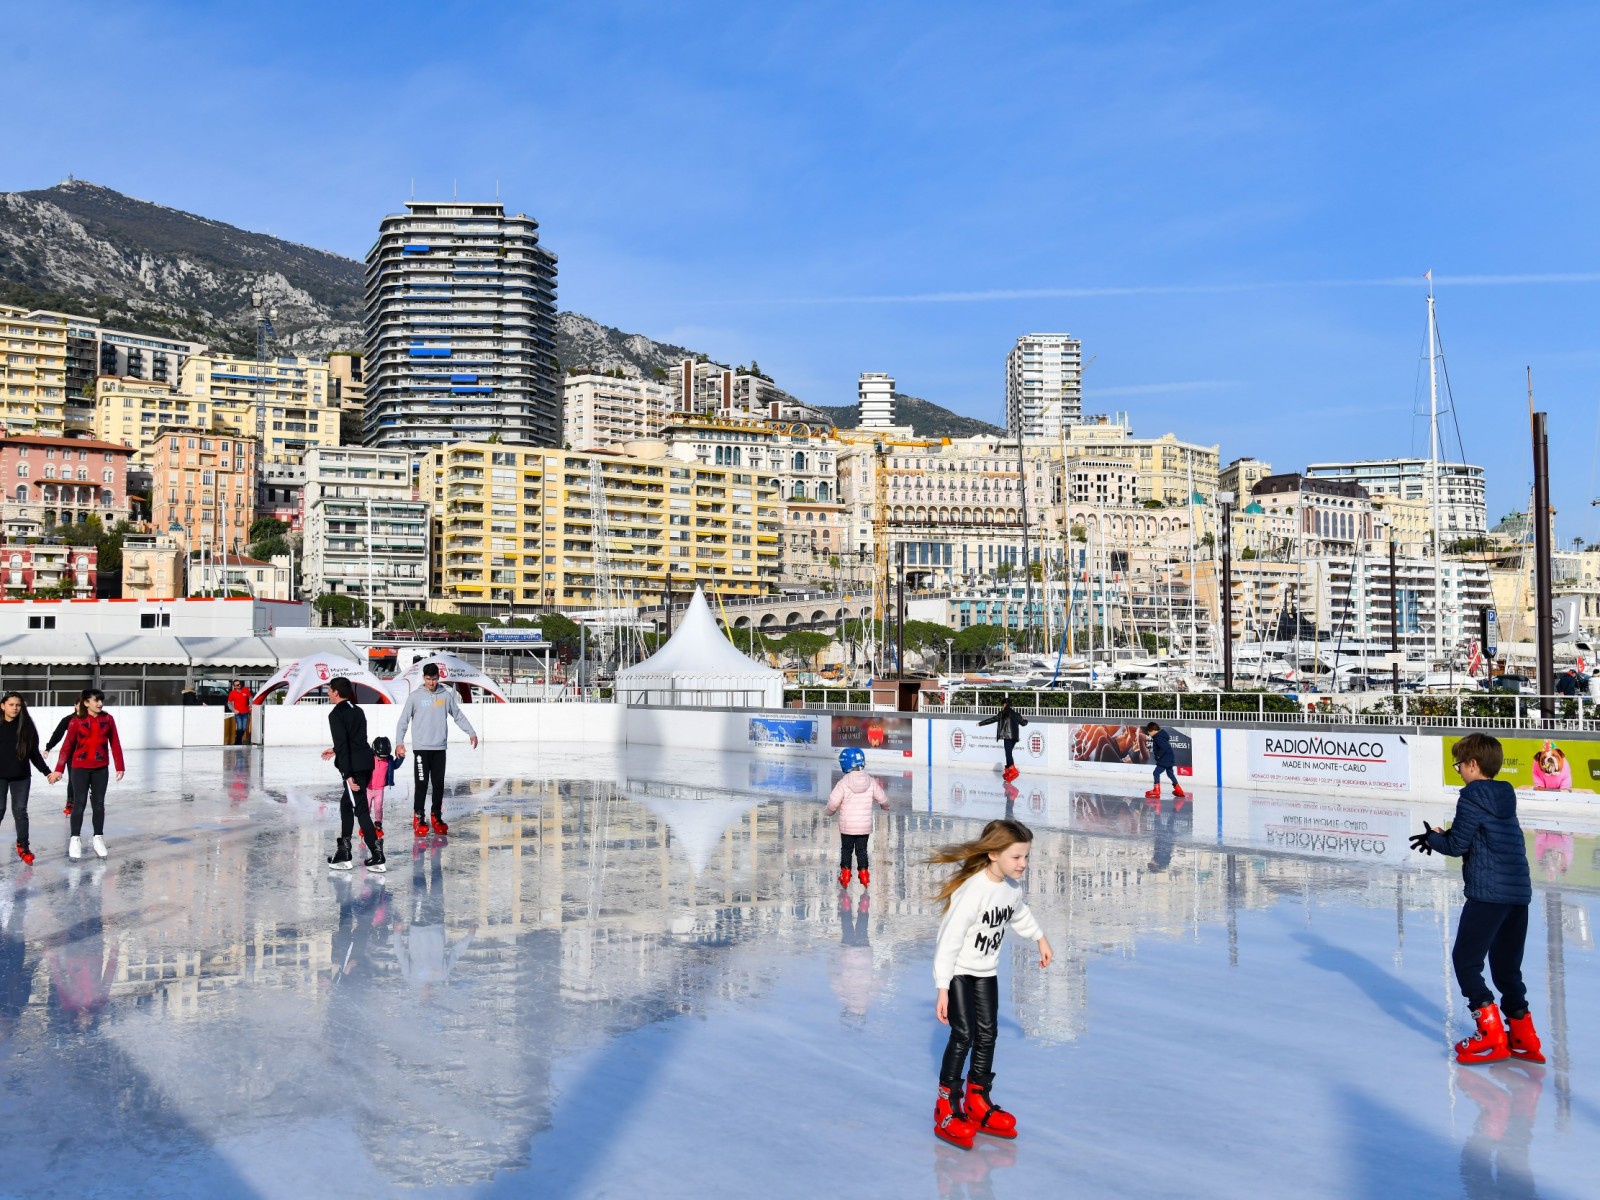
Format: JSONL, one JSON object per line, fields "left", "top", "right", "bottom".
{"left": 1410, "top": 733, "right": 1544, "bottom": 1065}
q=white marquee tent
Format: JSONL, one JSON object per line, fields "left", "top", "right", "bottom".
{"left": 614, "top": 588, "right": 784, "bottom": 708}
{"left": 390, "top": 653, "right": 509, "bottom": 704}
{"left": 251, "top": 652, "right": 397, "bottom": 706}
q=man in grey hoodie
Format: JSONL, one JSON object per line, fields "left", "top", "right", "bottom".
{"left": 394, "top": 663, "right": 478, "bottom": 836}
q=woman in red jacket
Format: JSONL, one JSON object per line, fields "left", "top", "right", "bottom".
{"left": 48, "top": 688, "right": 125, "bottom": 861}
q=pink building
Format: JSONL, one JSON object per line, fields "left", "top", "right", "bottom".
{"left": 0, "top": 544, "right": 97, "bottom": 597}
{"left": 0, "top": 434, "right": 134, "bottom": 540}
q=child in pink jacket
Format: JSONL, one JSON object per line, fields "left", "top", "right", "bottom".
{"left": 368, "top": 736, "right": 398, "bottom": 842}
{"left": 828, "top": 747, "right": 890, "bottom": 889}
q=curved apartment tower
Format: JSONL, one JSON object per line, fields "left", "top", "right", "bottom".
{"left": 364, "top": 201, "right": 559, "bottom": 449}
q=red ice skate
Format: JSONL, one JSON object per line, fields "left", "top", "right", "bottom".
{"left": 412, "top": 814, "right": 430, "bottom": 837}
{"left": 1505, "top": 1011, "right": 1546, "bottom": 1064}
{"left": 63, "top": 802, "right": 72, "bottom": 816}
{"left": 15, "top": 844, "right": 33, "bottom": 866}
{"left": 1172, "top": 783, "right": 1186, "bottom": 799}
{"left": 1002, "top": 765, "right": 1019, "bottom": 782}
{"left": 430, "top": 815, "right": 449, "bottom": 836}
{"left": 1144, "top": 786, "right": 1162, "bottom": 799}
{"left": 964, "top": 1078, "right": 1018, "bottom": 1139}
{"left": 1455, "top": 1004, "right": 1511, "bottom": 1065}
{"left": 935, "top": 1085, "right": 976, "bottom": 1150}
{"left": 838, "top": 867, "right": 852, "bottom": 888}
{"left": 858, "top": 868, "right": 870, "bottom": 888}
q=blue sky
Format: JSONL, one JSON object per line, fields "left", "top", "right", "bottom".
{"left": 3, "top": 1, "right": 1598, "bottom": 537}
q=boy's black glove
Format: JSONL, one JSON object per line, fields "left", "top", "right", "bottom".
{"left": 1409, "top": 824, "right": 1436, "bottom": 855}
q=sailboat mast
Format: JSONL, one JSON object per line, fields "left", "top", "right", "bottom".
{"left": 1185, "top": 451, "right": 1198, "bottom": 672}
{"left": 1427, "top": 278, "right": 1445, "bottom": 670}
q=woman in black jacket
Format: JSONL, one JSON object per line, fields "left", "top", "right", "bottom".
{"left": 977, "top": 696, "right": 1029, "bottom": 779}
{"left": 320, "top": 677, "right": 384, "bottom": 873}
{"left": 1, "top": 692, "right": 53, "bottom": 864}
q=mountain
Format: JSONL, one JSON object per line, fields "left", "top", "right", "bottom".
{"left": 0, "top": 179, "right": 365, "bottom": 356}
{"left": 556, "top": 312, "right": 697, "bottom": 380}
{"left": 816, "top": 394, "right": 1006, "bottom": 439}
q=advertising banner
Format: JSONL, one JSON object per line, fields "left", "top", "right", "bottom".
{"left": 1248, "top": 797, "right": 1415, "bottom": 862}
{"left": 748, "top": 716, "right": 819, "bottom": 747}
{"left": 1069, "top": 724, "right": 1193, "bottom": 776}
{"left": 831, "top": 714, "right": 914, "bottom": 755}
{"left": 1441, "top": 736, "right": 1600, "bottom": 795}
{"left": 945, "top": 720, "right": 1049, "bottom": 766}
{"left": 1247, "top": 731, "right": 1410, "bottom": 792}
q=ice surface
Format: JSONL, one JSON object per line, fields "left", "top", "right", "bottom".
{"left": 0, "top": 742, "right": 1596, "bottom": 1199}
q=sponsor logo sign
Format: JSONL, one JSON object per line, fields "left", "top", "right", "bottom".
{"left": 748, "top": 716, "right": 819, "bottom": 747}
{"left": 1441, "top": 735, "right": 1599, "bottom": 794}
{"left": 945, "top": 720, "right": 1047, "bottom": 763}
{"left": 1070, "top": 724, "right": 1193, "bottom": 776}
{"left": 832, "top": 714, "right": 914, "bottom": 755}
{"left": 1247, "top": 732, "right": 1409, "bottom": 792}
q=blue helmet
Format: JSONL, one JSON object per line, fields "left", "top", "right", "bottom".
{"left": 838, "top": 747, "right": 866, "bottom": 773}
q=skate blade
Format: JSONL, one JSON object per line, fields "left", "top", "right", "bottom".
{"left": 1455, "top": 1050, "right": 1512, "bottom": 1066}
{"left": 934, "top": 1129, "right": 974, "bottom": 1151}
{"left": 367, "top": 863, "right": 388, "bottom": 873}
{"left": 1509, "top": 1049, "right": 1547, "bottom": 1064}
{"left": 974, "top": 1126, "right": 1018, "bottom": 1140}
{"left": 328, "top": 862, "right": 354, "bottom": 871}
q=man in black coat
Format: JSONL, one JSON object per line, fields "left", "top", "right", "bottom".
{"left": 977, "top": 695, "right": 1029, "bottom": 779}
{"left": 320, "top": 677, "right": 384, "bottom": 872}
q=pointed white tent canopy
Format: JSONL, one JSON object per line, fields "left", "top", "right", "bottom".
{"left": 615, "top": 587, "right": 784, "bottom": 708}
{"left": 391, "top": 652, "right": 509, "bottom": 704}
{"left": 251, "top": 653, "right": 397, "bottom": 705}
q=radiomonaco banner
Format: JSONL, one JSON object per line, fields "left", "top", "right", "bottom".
{"left": 1247, "top": 731, "right": 1410, "bottom": 792}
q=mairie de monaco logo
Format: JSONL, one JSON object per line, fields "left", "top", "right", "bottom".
{"left": 951, "top": 782, "right": 967, "bottom": 807}
{"left": 950, "top": 727, "right": 967, "bottom": 753}
{"left": 1025, "top": 731, "right": 1045, "bottom": 759}
{"left": 316, "top": 662, "right": 331, "bottom": 681}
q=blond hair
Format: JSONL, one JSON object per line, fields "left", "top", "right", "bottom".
{"left": 929, "top": 818, "right": 1034, "bottom": 909}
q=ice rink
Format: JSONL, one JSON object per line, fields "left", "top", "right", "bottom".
{"left": 1, "top": 741, "right": 1596, "bottom": 1199}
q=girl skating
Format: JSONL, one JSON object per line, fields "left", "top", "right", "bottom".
{"left": 826, "top": 747, "right": 889, "bottom": 888}
{"left": 369, "top": 736, "right": 398, "bottom": 844}
{"left": 48, "top": 689, "right": 124, "bottom": 861}
{"left": 0, "top": 693, "right": 51, "bottom": 865}
{"left": 929, "top": 818, "right": 1053, "bottom": 1149}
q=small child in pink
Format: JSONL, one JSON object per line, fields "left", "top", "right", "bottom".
{"left": 369, "top": 736, "right": 397, "bottom": 841}
{"left": 827, "top": 747, "right": 890, "bottom": 888}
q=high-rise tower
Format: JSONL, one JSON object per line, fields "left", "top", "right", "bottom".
{"left": 1005, "top": 333, "right": 1082, "bottom": 439}
{"left": 363, "top": 201, "right": 559, "bottom": 449}
{"left": 857, "top": 372, "right": 895, "bottom": 428}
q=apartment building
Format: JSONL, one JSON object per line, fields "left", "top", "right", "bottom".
{"left": 93, "top": 375, "right": 208, "bottom": 457}
{"left": 0, "top": 543, "right": 97, "bottom": 597}
{"left": 563, "top": 372, "right": 676, "bottom": 450}
{"left": 121, "top": 533, "right": 185, "bottom": 601}
{"left": 64, "top": 316, "right": 205, "bottom": 397}
{"left": 327, "top": 351, "right": 367, "bottom": 444}
{"left": 1304, "top": 457, "right": 1487, "bottom": 537}
{"left": 1218, "top": 456, "right": 1273, "bottom": 504}
{"left": 1252, "top": 474, "right": 1379, "bottom": 558}
{"left": 667, "top": 359, "right": 827, "bottom": 426}
{"left": 0, "top": 306, "right": 70, "bottom": 437}
{"left": 303, "top": 446, "right": 429, "bottom": 620}
{"left": 1058, "top": 419, "right": 1221, "bottom": 507}
{"left": 181, "top": 352, "right": 337, "bottom": 463}
{"left": 0, "top": 434, "right": 133, "bottom": 540}
{"left": 857, "top": 372, "right": 895, "bottom": 428}
{"left": 188, "top": 552, "right": 293, "bottom": 601}
{"left": 149, "top": 428, "right": 258, "bottom": 556}
{"left": 1005, "top": 333, "right": 1082, "bottom": 438}
{"left": 364, "top": 200, "right": 561, "bottom": 450}
{"left": 427, "top": 441, "right": 781, "bottom": 615}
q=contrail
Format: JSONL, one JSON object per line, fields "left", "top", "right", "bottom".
{"left": 754, "top": 272, "right": 1600, "bottom": 305}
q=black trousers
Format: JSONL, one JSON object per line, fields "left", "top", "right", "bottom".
{"left": 1002, "top": 739, "right": 1017, "bottom": 768}
{"left": 1152, "top": 763, "right": 1177, "bottom": 786}
{"left": 940, "top": 973, "right": 999, "bottom": 1088}
{"left": 412, "top": 749, "right": 446, "bottom": 816}
{"left": 339, "top": 775, "right": 378, "bottom": 848}
{"left": 0, "top": 778, "right": 31, "bottom": 848}
{"left": 68, "top": 767, "right": 109, "bottom": 837}
{"left": 1453, "top": 900, "right": 1529, "bottom": 1014}
{"left": 839, "top": 833, "right": 870, "bottom": 870}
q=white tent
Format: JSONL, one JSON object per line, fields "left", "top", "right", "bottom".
{"left": 252, "top": 652, "right": 397, "bottom": 706}
{"left": 615, "top": 587, "right": 784, "bottom": 708}
{"left": 391, "top": 653, "right": 509, "bottom": 704}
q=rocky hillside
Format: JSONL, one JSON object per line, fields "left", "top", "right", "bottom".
{"left": 0, "top": 180, "right": 365, "bottom": 355}
{"left": 817, "top": 394, "right": 1006, "bottom": 439}
{"left": 556, "top": 312, "right": 697, "bottom": 379}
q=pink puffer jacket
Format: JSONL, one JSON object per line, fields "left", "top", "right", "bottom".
{"left": 827, "top": 771, "right": 890, "bottom": 835}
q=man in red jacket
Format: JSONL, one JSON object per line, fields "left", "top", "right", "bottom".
{"left": 227, "top": 679, "right": 253, "bottom": 744}
{"left": 48, "top": 688, "right": 125, "bottom": 861}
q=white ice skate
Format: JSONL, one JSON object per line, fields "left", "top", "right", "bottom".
{"left": 68, "top": 835, "right": 82, "bottom": 861}
{"left": 93, "top": 835, "right": 108, "bottom": 858}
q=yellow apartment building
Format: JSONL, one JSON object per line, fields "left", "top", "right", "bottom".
{"left": 427, "top": 440, "right": 781, "bottom": 614}
{"left": 0, "top": 306, "right": 71, "bottom": 437}
{"left": 94, "top": 375, "right": 210, "bottom": 459}
{"left": 180, "top": 352, "right": 338, "bottom": 463}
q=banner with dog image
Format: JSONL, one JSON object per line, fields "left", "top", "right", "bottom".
{"left": 1069, "top": 724, "right": 1193, "bottom": 776}
{"left": 1442, "top": 736, "right": 1600, "bottom": 794}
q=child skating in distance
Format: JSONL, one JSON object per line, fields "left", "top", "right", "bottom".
{"left": 1143, "top": 721, "right": 1184, "bottom": 800}
{"left": 930, "top": 818, "right": 1053, "bottom": 1149}
{"left": 369, "top": 736, "right": 398, "bottom": 844}
{"left": 1409, "top": 733, "right": 1544, "bottom": 1065}
{"left": 827, "top": 747, "right": 889, "bottom": 888}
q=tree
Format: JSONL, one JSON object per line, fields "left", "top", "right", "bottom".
{"left": 1070, "top": 523, "right": 1087, "bottom": 544}
{"left": 778, "top": 630, "right": 831, "bottom": 663}
{"left": 953, "top": 624, "right": 1007, "bottom": 663}
{"left": 314, "top": 593, "right": 369, "bottom": 625}
{"left": 249, "top": 517, "right": 289, "bottom": 544}
{"left": 59, "top": 514, "right": 105, "bottom": 547}
{"left": 1240, "top": 546, "right": 1258, "bottom": 561}
{"left": 996, "top": 562, "right": 1013, "bottom": 580}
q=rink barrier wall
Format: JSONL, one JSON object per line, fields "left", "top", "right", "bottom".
{"left": 620, "top": 705, "right": 1600, "bottom": 812}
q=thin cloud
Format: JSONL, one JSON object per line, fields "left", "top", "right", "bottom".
{"left": 1088, "top": 380, "right": 1237, "bottom": 397}
{"left": 749, "top": 272, "right": 1600, "bottom": 305}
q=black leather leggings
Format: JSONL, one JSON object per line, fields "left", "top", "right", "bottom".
{"left": 940, "top": 973, "right": 999, "bottom": 1088}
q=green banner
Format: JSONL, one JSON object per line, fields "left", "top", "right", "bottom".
{"left": 1442, "top": 735, "right": 1600, "bottom": 794}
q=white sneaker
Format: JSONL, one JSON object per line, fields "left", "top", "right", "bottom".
{"left": 68, "top": 835, "right": 81, "bottom": 861}
{"left": 92, "top": 835, "right": 107, "bottom": 859}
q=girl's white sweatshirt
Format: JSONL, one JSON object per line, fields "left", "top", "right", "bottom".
{"left": 932, "top": 872, "right": 1043, "bottom": 989}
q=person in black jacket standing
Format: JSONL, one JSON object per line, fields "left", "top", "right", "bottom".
{"left": 1411, "top": 733, "right": 1541, "bottom": 1065}
{"left": 977, "top": 696, "right": 1028, "bottom": 781}
{"left": 0, "top": 692, "right": 51, "bottom": 865}
{"left": 320, "top": 678, "right": 385, "bottom": 873}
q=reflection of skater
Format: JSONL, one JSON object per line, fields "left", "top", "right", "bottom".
{"left": 1147, "top": 797, "right": 1177, "bottom": 872}
{"left": 831, "top": 889, "right": 878, "bottom": 1023}
{"left": 394, "top": 843, "right": 473, "bottom": 996}
{"left": 977, "top": 697, "right": 1028, "bottom": 781}
{"left": 48, "top": 865, "right": 117, "bottom": 1029}
{"left": 1411, "top": 734, "right": 1543, "bottom": 1065}
{"left": 0, "top": 873, "right": 33, "bottom": 1039}
{"left": 394, "top": 662, "right": 478, "bottom": 837}
{"left": 329, "top": 873, "right": 390, "bottom": 984}
{"left": 1534, "top": 830, "right": 1574, "bottom": 882}
{"left": 933, "top": 1139, "right": 1017, "bottom": 1200}
{"left": 929, "top": 819, "right": 1053, "bottom": 1149}
{"left": 320, "top": 678, "right": 385, "bottom": 873}
{"left": 827, "top": 747, "right": 890, "bottom": 888}
{"left": 1457, "top": 1062, "right": 1542, "bottom": 1199}
{"left": 1142, "top": 722, "right": 1184, "bottom": 800}
{"left": 48, "top": 689, "right": 124, "bottom": 861}
{"left": 0, "top": 692, "right": 51, "bottom": 865}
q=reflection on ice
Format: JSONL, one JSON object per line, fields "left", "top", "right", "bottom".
{"left": 0, "top": 744, "right": 1594, "bottom": 1197}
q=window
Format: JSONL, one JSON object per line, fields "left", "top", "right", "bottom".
{"left": 13, "top": 484, "right": 25, "bottom": 501}
{"left": 43, "top": 465, "right": 54, "bottom": 479}
{"left": 140, "top": 612, "right": 172, "bottom": 629}
{"left": 16, "top": 464, "right": 26, "bottom": 479}
{"left": 16, "top": 448, "right": 26, "bottom": 458}
{"left": 28, "top": 615, "right": 56, "bottom": 630}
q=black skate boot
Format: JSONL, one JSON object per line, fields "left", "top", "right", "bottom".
{"left": 364, "top": 840, "right": 387, "bottom": 873}
{"left": 327, "top": 837, "right": 354, "bottom": 871}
